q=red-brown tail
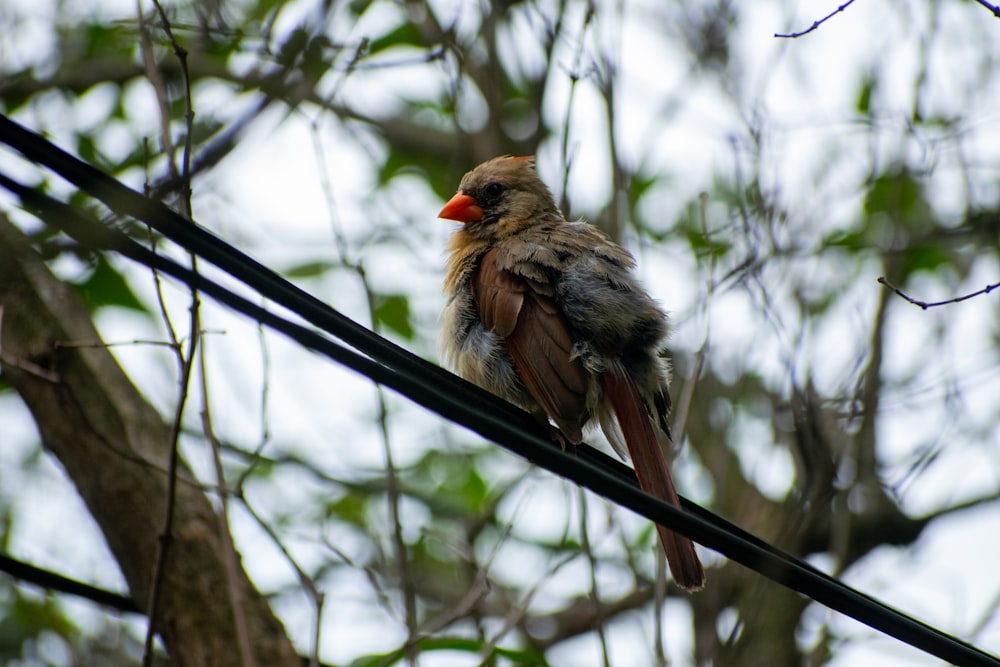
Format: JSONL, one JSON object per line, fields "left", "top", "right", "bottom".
{"left": 603, "top": 364, "right": 706, "bottom": 592}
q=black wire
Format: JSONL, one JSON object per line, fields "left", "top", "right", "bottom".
{"left": 0, "top": 553, "right": 139, "bottom": 614}
{"left": 0, "top": 552, "right": 335, "bottom": 667}
{"left": 0, "top": 114, "right": 453, "bottom": 399}
{"left": 1, "top": 115, "right": 998, "bottom": 666}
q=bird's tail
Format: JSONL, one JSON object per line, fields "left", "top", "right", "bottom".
{"left": 603, "top": 363, "right": 706, "bottom": 592}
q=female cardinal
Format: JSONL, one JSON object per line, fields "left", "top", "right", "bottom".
{"left": 439, "top": 155, "right": 705, "bottom": 592}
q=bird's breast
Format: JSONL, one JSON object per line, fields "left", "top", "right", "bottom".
{"left": 441, "top": 276, "right": 526, "bottom": 404}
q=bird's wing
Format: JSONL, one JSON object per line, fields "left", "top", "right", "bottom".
{"left": 474, "top": 248, "right": 589, "bottom": 442}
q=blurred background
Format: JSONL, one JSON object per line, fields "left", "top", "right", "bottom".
{"left": 1, "top": 0, "right": 999, "bottom": 665}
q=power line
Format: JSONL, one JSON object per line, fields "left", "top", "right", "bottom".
{"left": 0, "top": 553, "right": 139, "bottom": 614}
{"left": 1, "top": 114, "right": 998, "bottom": 667}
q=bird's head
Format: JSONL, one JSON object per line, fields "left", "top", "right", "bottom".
{"left": 438, "top": 156, "right": 561, "bottom": 240}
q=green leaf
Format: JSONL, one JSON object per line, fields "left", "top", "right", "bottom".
{"left": 78, "top": 21, "right": 135, "bottom": 61}
{"left": 348, "top": 0, "right": 376, "bottom": 17}
{"left": 378, "top": 145, "right": 453, "bottom": 202}
{"left": 324, "top": 490, "right": 369, "bottom": 527}
{"left": 302, "top": 34, "right": 333, "bottom": 83}
{"left": 283, "top": 260, "right": 337, "bottom": 279}
{"left": 856, "top": 74, "right": 874, "bottom": 114}
{"left": 0, "top": 592, "right": 76, "bottom": 657}
{"left": 76, "top": 133, "right": 98, "bottom": 166}
{"left": 626, "top": 170, "right": 658, "bottom": 213}
{"left": 824, "top": 229, "right": 869, "bottom": 252}
{"left": 863, "top": 168, "right": 928, "bottom": 228}
{"left": 276, "top": 28, "right": 309, "bottom": 67}
{"left": 346, "top": 648, "right": 405, "bottom": 667}
{"left": 682, "top": 223, "right": 731, "bottom": 260}
{"left": 372, "top": 293, "right": 414, "bottom": 340}
{"left": 72, "top": 255, "right": 149, "bottom": 314}
{"left": 245, "top": 0, "right": 287, "bottom": 24}
{"left": 416, "top": 451, "right": 493, "bottom": 514}
{"left": 368, "top": 23, "right": 425, "bottom": 56}
{"left": 898, "top": 243, "right": 952, "bottom": 276}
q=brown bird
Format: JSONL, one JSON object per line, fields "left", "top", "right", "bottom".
{"left": 439, "top": 155, "right": 705, "bottom": 592}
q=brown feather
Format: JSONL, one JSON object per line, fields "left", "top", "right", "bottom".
{"left": 472, "top": 248, "right": 524, "bottom": 337}
{"left": 603, "top": 362, "right": 706, "bottom": 592}
{"left": 474, "top": 248, "right": 589, "bottom": 442}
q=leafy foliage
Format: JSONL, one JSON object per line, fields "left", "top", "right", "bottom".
{"left": 72, "top": 255, "right": 150, "bottom": 314}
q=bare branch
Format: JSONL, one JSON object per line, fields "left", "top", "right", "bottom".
{"left": 0, "top": 214, "right": 300, "bottom": 666}
{"left": 775, "top": 1, "right": 856, "bottom": 39}
{"left": 141, "top": 274, "right": 200, "bottom": 667}
{"left": 877, "top": 276, "right": 1000, "bottom": 309}
{"left": 138, "top": 5, "right": 201, "bottom": 663}
{"left": 149, "top": 0, "right": 196, "bottom": 218}
{"left": 199, "top": 343, "right": 259, "bottom": 667}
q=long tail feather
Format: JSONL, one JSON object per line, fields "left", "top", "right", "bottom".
{"left": 603, "top": 363, "right": 705, "bottom": 592}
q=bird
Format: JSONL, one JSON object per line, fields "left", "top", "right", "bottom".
{"left": 439, "top": 155, "right": 705, "bottom": 592}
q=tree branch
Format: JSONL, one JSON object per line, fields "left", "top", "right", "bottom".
{"left": 0, "top": 215, "right": 300, "bottom": 667}
{"left": 877, "top": 275, "right": 1000, "bottom": 309}
{"left": 775, "top": 1, "right": 856, "bottom": 39}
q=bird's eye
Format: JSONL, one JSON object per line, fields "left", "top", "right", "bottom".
{"left": 481, "top": 182, "right": 504, "bottom": 203}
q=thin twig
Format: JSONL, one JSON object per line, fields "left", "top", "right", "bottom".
{"left": 316, "top": 107, "right": 418, "bottom": 655}
{"left": 478, "top": 549, "right": 579, "bottom": 664}
{"left": 671, "top": 192, "right": 713, "bottom": 447}
{"left": 577, "top": 487, "right": 612, "bottom": 667}
{"left": 557, "top": 1, "right": 596, "bottom": 215}
{"left": 364, "top": 282, "right": 419, "bottom": 666}
{"left": 654, "top": 549, "right": 667, "bottom": 667}
{"left": 146, "top": 227, "right": 181, "bottom": 353}
{"left": 199, "top": 342, "right": 258, "bottom": 667}
{"left": 595, "top": 0, "right": 626, "bottom": 243}
{"left": 411, "top": 511, "right": 511, "bottom": 640}
{"left": 240, "top": 496, "right": 323, "bottom": 602}
{"left": 137, "top": 5, "right": 179, "bottom": 185}
{"left": 306, "top": 122, "right": 369, "bottom": 667}
{"left": 138, "top": 4, "right": 200, "bottom": 663}
{"left": 233, "top": 315, "right": 274, "bottom": 493}
{"left": 877, "top": 276, "right": 1000, "bottom": 309}
{"left": 775, "top": 0, "right": 856, "bottom": 38}
{"left": 150, "top": 0, "right": 195, "bottom": 218}
{"left": 142, "top": 290, "right": 199, "bottom": 667}
{"left": 55, "top": 338, "right": 176, "bottom": 349}
{"left": 418, "top": 567, "right": 492, "bottom": 636}
{"left": 238, "top": 494, "right": 326, "bottom": 667}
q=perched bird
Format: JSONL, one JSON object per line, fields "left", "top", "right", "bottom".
{"left": 439, "top": 155, "right": 705, "bottom": 592}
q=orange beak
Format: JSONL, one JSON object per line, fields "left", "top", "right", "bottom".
{"left": 438, "top": 192, "right": 484, "bottom": 223}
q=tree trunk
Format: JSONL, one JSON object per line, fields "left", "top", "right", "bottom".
{"left": 0, "top": 215, "right": 300, "bottom": 666}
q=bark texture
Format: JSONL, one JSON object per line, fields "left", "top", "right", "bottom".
{"left": 0, "top": 216, "right": 300, "bottom": 666}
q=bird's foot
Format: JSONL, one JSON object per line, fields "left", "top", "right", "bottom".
{"left": 545, "top": 425, "right": 577, "bottom": 454}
